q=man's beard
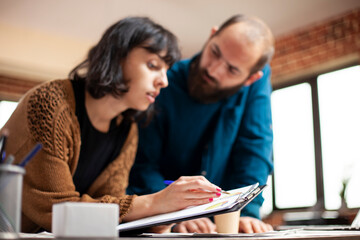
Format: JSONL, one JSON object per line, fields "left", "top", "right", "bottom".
{"left": 187, "top": 54, "right": 244, "bottom": 104}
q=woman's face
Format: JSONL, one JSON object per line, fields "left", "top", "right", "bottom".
{"left": 121, "top": 47, "right": 169, "bottom": 111}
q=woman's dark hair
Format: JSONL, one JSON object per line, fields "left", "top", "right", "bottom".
{"left": 69, "top": 16, "right": 181, "bottom": 123}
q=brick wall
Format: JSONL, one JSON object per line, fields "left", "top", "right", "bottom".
{"left": 271, "top": 8, "right": 360, "bottom": 87}
{"left": 0, "top": 75, "right": 39, "bottom": 101}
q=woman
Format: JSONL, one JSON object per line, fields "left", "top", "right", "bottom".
{"left": 2, "top": 17, "right": 222, "bottom": 233}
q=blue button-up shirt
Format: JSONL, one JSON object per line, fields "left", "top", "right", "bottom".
{"left": 128, "top": 56, "right": 274, "bottom": 219}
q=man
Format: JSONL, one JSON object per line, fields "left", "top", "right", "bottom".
{"left": 128, "top": 14, "right": 274, "bottom": 233}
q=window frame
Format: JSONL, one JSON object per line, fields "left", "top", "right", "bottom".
{"left": 270, "top": 61, "right": 359, "bottom": 212}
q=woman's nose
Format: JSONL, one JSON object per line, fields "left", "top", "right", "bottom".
{"left": 156, "top": 69, "right": 168, "bottom": 88}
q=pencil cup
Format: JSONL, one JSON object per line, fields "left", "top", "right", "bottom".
{"left": 214, "top": 210, "right": 240, "bottom": 234}
{"left": 0, "top": 164, "right": 25, "bottom": 238}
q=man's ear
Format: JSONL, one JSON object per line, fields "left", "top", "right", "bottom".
{"left": 210, "top": 26, "right": 219, "bottom": 37}
{"left": 244, "top": 71, "right": 263, "bottom": 86}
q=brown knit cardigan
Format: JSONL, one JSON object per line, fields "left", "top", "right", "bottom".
{"left": 3, "top": 79, "right": 137, "bottom": 233}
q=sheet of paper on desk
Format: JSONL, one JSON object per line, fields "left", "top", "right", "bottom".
{"left": 117, "top": 183, "right": 259, "bottom": 232}
{"left": 140, "top": 229, "right": 360, "bottom": 238}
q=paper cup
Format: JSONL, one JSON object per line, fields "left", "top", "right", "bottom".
{"left": 214, "top": 210, "right": 240, "bottom": 234}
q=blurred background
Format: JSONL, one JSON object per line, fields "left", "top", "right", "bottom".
{"left": 1, "top": 0, "right": 360, "bottom": 227}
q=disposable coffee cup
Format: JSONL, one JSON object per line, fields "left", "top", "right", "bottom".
{"left": 214, "top": 210, "right": 240, "bottom": 234}
{"left": 0, "top": 164, "right": 25, "bottom": 237}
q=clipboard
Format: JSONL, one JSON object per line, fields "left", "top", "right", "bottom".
{"left": 117, "top": 183, "right": 266, "bottom": 232}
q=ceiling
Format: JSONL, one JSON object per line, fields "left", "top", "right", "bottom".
{"left": 1, "top": 0, "right": 360, "bottom": 58}
{"left": 0, "top": 0, "right": 359, "bottom": 81}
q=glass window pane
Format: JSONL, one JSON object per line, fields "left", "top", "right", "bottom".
{"left": 271, "top": 83, "right": 317, "bottom": 208}
{"left": 318, "top": 65, "right": 360, "bottom": 210}
{"left": 0, "top": 101, "right": 18, "bottom": 129}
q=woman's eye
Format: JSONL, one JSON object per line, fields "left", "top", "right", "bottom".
{"left": 211, "top": 48, "right": 219, "bottom": 58}
{"left": 147, "top": 61, "right": 158, "bottom": 69}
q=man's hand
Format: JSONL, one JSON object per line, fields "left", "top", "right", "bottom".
{"left": 148, "top": 224, "right": 174, "bottom": 233}
{"left": 239, "top": 216, "right": 273, "bottom": 233}
{"left": 172, "top": 218, "right": 216, "bottom": 233}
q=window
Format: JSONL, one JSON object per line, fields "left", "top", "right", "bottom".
{"left": 270, "top": 65, "right": 360, "bottom": 211}
{"left": 318, "top": 66, "right": 360, "bottom": 210}
{"left": 271, "top": 83, "right": 317, "bottom": 209}
{"left": 0, "top": 101, "right": 18, "bottom": 129}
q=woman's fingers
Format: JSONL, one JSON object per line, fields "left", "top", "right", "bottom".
{"left": 183, "top": 190, "right": 221, "bottom": 199}
{"left": 184, "top": 197, "right": 215, "bottom": 206}
{"left": 167, "top": 176, "right": 223, "bottom": 202}
{"left": 174, "top": 176, "right": 221, "bottom": 193}
{"left": 153, "top": 175, "right": 223, "bottom": 213}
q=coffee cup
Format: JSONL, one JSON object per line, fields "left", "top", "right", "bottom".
{"left": 214, "top": 210, "right": 240, "bottom": 234}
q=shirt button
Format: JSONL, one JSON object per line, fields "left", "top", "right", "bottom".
{"left": 201, "top": 170, "right": 207, "bottom": 176}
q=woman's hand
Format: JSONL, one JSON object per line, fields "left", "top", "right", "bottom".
{"left": 151, "top": 176, "right": 222, "bottom": 214}
{"left": 123, "top": 176, "right": 221, "bottom": 222}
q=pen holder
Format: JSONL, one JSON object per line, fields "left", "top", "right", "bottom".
{"left": 0, "top": 164, "right": 25, "bottom": 239}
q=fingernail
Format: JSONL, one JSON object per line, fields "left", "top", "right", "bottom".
{"left": 216, "top": 188, "right": 221, "bottom": 192}
{"left": 216, "top": 192, "right": 221, "bottom": 196}
{"left": 209, "top": 198, "right": 213, "bottom": 202}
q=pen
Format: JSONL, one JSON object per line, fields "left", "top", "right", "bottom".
{"left": 18, "top": 143, "right": 43, "bottom": 167}
{"left": 0, "top": 129, "right": 9, "bottom": 162}
{"left": 163, "top": 180, "right": 174, "bottom": 186}
{"left": 163, "top": 180, "right": 230, "bottom": 194}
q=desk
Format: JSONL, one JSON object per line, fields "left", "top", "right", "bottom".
{"left": 13, "top": 230, "right": 360, "bottom": 240}
{"left": 15, "top": 236, "right": 360, "bottom": 240}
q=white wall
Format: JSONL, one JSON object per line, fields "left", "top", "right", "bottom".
{"left": 0, "top": 23, "right": 93, "bottom": 81}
